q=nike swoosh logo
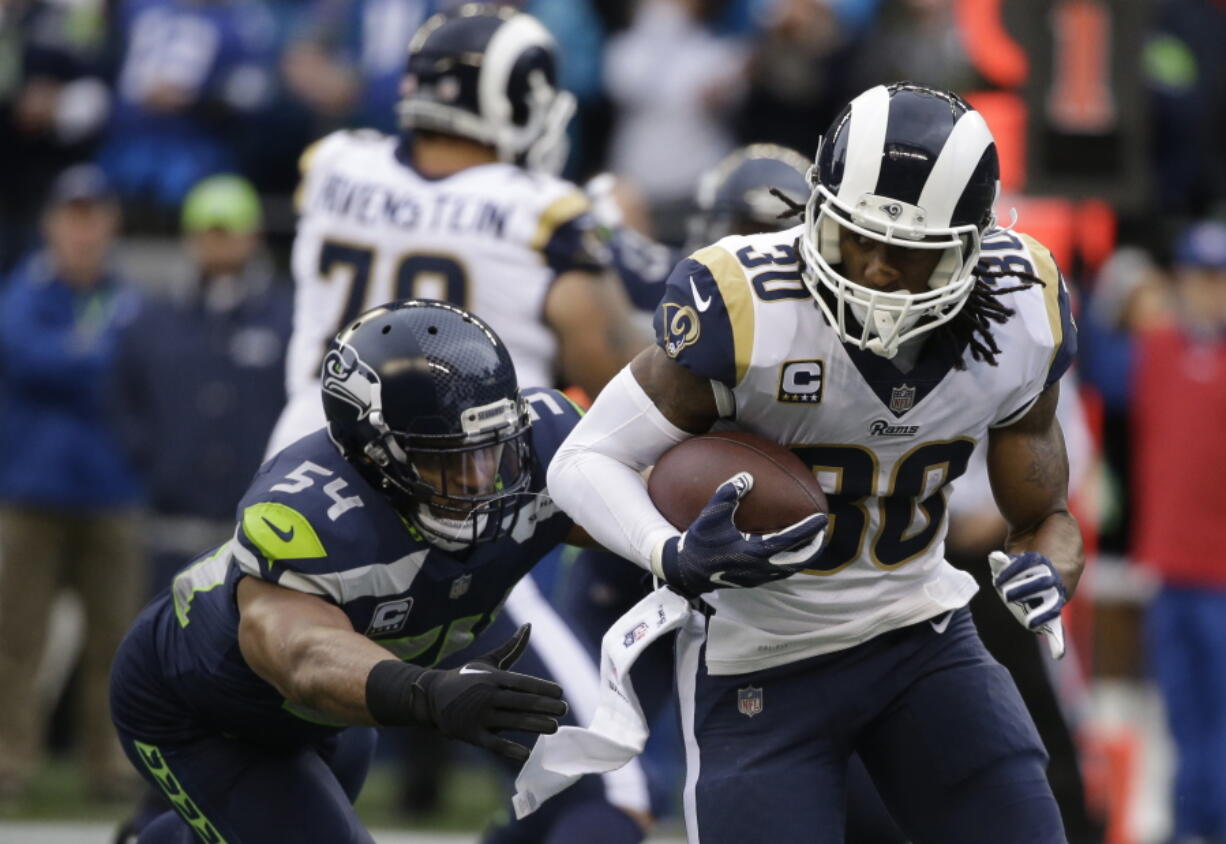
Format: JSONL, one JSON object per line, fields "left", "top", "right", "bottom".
{"left": 459, "top": 665, "right": 491, "bottom": 675}
{"left": 708, "top": 571, "right": 738, "bottom": 588}
{"left": 929, "top": 611, "right": 954, "bottom": 634}
{"left": 689, "top": 275, "right": 712, "bottom": 312}
{"left": 262, "top": 516, "right": 294, "bottom": 543}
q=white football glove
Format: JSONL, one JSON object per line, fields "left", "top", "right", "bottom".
{"left": 988, "top": 551, "right": 1067, "bottom": 660}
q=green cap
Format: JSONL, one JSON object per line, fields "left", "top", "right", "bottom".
{"left": 181, "top": 175, "right": 263, "bottom": 234}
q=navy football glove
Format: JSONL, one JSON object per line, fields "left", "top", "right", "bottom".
{"left": 989, "top": 551, "right": 1068, "bottom": 659}
{"left": 412, "top": 624, "right": 567, "bottom": 761}
{"left": 653, "top": 472, "right": 828, "bottom": 598}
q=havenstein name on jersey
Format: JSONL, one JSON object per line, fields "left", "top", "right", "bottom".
{"left": 307, "top": 171, "right": 513, "bottom": 239}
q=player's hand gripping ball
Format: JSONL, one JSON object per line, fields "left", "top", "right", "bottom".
{"left": 648, "top": 432, "right": 829, "bottom": 597}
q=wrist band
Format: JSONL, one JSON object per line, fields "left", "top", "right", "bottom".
{"left": 365, "top": 659, "right": 426, "bottom": 726}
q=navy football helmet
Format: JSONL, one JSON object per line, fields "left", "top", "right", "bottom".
{"left": 398, "top": 3, "right": 575, "bottom": 174}
{"left": 799, "top": 83, "right": 1001, "bottom": 358}
{"left": 687, "top": 143, "right": 812, "bottom": 246}
{"left": 322, "top": 300, "right": 532, "bottom": 548}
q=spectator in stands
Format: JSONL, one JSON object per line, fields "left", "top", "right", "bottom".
{"left": 1132, "top": 220, "right": 1226, "bottom": 844}
{"left": 0, "top": 164, "right": 144, "bottom": 804}
{"left": 115, "top": 174, "right": 292, "bottom": 595}
{"left": 281, "top": 0, "right": 439, "bottom": 134}
{"left": 99, "top": 0, "right": 279, "bottom": 217}
{"left": 602, "top": 0, "right": 753, "bottom": 243}
{"left": 1077, "top": 247, "right": 1173, "bottom": 554}
{"left": 736, "top": 0, "right": 877, "bottom": 156}
{"left": 0, "top": 0, "right": 112, "bottom": 271}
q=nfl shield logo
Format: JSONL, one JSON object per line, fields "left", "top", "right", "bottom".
{"left": 449, "top": 573, "right": 472, "bottom": 599}
{"left": 737, "top": 686, "right": 764, "bottom": 718}
{"left": 889, "top": 384, "right": 916, "bottom": 414}
{"left": 623, "top": 622, "right": 649, "bottom": 648}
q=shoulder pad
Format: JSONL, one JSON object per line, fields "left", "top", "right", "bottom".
{"left": 232, "top": 446, "right": 382, "bottom": 586}
{"left": 523, "top": 387, "right": 584, "bottom": 471}
{"left": 1017, "top": 233, "right": 1077, "bottom": 387}
{"left": 653, "top": 243, "right": 757, "bottom": 386}
{"left": 531, "top": 186, "right": 593, "bottom": 252}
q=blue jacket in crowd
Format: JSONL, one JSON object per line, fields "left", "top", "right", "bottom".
{"left": 0, "top": 253, "right": 144, "bottom": 510}
{"left": 114, "top": 270, "right": 292, "bottom": 522}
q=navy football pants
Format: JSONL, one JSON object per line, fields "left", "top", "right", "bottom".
{"left": 115, "top": 725, "right": 377, "bottom": 843}
{"left": 677, "top": 608, "right": 1066, "bottom": 843}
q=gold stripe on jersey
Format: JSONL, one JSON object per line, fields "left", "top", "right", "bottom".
{"left": 691, "top": 244, "right": 756, "bottom": 385}
{"left": 1020, "top": 234, "right": 1064, "bottom": 363}
{"left": 531, "top": 191, "right": 591, "bottom": 252}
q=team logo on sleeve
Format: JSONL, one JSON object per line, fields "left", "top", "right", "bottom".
{"left": 661, "top": 303, "right": 701, "bottom": 358}
{"left": 777, "top": 360, "right": 824, "bottom": 403}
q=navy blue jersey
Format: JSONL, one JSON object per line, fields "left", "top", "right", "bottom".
{"left": 114, "top": 387, "right": 581, "bottom": 747}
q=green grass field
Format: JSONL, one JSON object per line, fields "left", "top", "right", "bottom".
{"left": 0, "top": 754, "right": 506, "bottom": 832}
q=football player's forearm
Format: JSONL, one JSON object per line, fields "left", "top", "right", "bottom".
{"left": 282, "top": 628, "right": 399, "bottom": 725}
{"left": 1004, "top": 509, "right": 1085, "bottom": 596}
{"left": 547, "top": 368, "right": 686, "bottom": 569}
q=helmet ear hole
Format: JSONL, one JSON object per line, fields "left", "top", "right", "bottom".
{"left": 818, "top": 215, "right": 842, "bottom": 265}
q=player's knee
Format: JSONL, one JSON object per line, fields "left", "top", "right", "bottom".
{"left": 946, "top": 750, "right": 1063, "bottom": 842}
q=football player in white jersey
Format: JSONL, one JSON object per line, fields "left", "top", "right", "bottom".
{"left": 265, "top": 2, "right": 641, "bottom": 457}
{"left": 547, "top": 83, "right": 1082, "bottom": 842}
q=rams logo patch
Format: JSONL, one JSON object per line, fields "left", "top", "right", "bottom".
{"left": 661, "top": 303, "right": 701, "bottom": 358}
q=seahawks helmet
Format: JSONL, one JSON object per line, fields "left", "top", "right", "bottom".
{"left": 799, "top": 83, "right": 1000, "bottom": 359}
{"left": 398, "top": 3, "right": 576, "bottom": 174}
{"left": 688, "top": 143, "right": 811, "bottom": 246}
{"left": 322, "top": 300, "right": 532, "bottom": 548}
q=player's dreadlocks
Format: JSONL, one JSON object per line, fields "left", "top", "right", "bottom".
{"left": 770, "top": 188, "right": 1041, "bottom": 369}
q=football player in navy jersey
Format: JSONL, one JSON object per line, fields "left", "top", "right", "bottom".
{"left": 109, "top": 301, "right": 645, "bottom": 844}
{"left": 547, "top": 83, "right": 1082, "bottom": 842}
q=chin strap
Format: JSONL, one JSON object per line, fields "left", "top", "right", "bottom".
{"left": 864, "top": 336, "right": 897, "bottom": 359}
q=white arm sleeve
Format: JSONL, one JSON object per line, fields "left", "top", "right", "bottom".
{"left": 546, "top": 367, "right": 690, "bottom": 573}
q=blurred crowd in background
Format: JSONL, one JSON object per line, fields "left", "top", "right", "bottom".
{"left": 1, "top": 0, "right": 1225, "bottom": 841}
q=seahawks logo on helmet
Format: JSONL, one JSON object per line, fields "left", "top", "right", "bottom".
{"left": 322, "top": 343, "right": 383, "bottom": 421}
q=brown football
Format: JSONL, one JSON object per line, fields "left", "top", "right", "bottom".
{"left": 647, "top": 431, "right": 828, "bottom": 533}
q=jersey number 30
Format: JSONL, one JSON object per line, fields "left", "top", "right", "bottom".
{"left": 794, "top": 439, "right": 975, "bottom": 573}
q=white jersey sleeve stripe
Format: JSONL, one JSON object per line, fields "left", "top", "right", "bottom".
{"left": 916, "top": 111, "right": 995, "bottom": 229}
{"left": 837, "top": 85, "right": 890, "bottom": 203}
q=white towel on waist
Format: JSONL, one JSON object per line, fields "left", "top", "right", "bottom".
{"left": 512, "top": 585, "right": 693, "bottom": 819}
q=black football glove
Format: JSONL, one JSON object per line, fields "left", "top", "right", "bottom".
{"left": 654, "top": 472, "right": 828, "bottom": 598}
{"left": 411, "top": 624, "right": 567, "bottom": 761}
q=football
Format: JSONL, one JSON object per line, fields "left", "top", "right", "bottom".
{"left": 647, "top": 431, "right": 828, "bottom": 533}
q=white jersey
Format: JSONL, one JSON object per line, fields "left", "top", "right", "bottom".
{"left": 269, "top": 129, "right": 598, "bottom": 453}
{"left": 657, "top": 225, "right": 1076, "bottom": 674}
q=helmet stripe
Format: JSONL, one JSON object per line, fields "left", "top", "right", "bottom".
{"left": 835, "top": 85, "right": 891, "bottom": 204}
{"left": 916, "top": 110, "right": 997, "bottom": 229}
{"left": 478, "top": 12, "right": 555, "bottom": 134}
